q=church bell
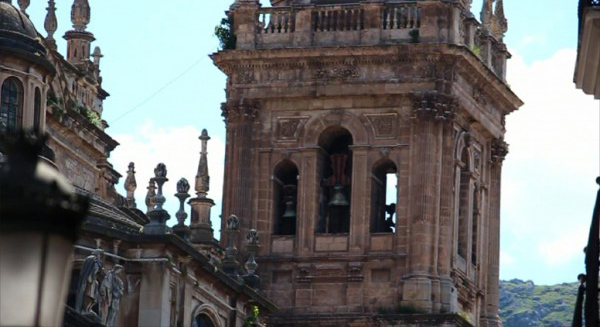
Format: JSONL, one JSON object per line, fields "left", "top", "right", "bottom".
{"left": 328, "top": 185, "right": 349, "bottom": 206}
{"left": 282, "top": 185, "right": 297, "bottom": 218}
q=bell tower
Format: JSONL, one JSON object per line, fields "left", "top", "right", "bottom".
{"left": 212, "top": 0, "right": 522, "bottom": 326}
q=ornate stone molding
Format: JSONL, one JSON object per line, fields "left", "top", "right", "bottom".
{"left": 411, "top": 92, "right": 458, "bottom": 122}
{"left": 490, "top": 138, "right": 508, "bottom": 164}
{"left": 313, "top": 66, "right": 359, "bottom": 80}
{"left": 221, "top": 99, "right": 260, "bottom": 123}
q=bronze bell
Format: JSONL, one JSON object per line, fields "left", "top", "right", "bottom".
{"left": 282, "top": 200, "right": 297, "bottom": 219}
{"left": 282, "top": 185, "right": 297, "bottom": 219}
{"left": 328, "top": 185, "right": 349, "bottom": 206}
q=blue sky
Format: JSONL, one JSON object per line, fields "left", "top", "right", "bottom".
{"left": 27, "top": 0, "right": 599, "bottom": 285}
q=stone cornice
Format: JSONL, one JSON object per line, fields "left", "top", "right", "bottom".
{"left": 212, "top": 44, "right": 523, "bottom": 114}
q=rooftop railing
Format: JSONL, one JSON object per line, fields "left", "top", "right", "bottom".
{"left": 232, "top": 1, "right": 509, "bottom": 81}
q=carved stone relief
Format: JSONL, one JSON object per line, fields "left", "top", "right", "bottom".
{"left": 313, "top": 66, "right": 359, "bottom": 80}
{"left": 275, "top": 116, "right": 308, "bottom": 142}
{"left": 365, "top": 113, "right": 398, "bottom": 139}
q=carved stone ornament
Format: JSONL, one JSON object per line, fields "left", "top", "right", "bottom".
{"left": 227, "top": 214, "right": 240, "bottom": 231}
{"left": 313, "top": 66, "right": 359, "bottom": 80}
{"left": 177, "top": 178, "right": 190, "bottom": 194}
{"left": 411, "top": 92, "right": 458, "bottom": 122}
{"left": 247, "top": 229, "right": 259, "bottom": 246}
{"left": 221, "top": 99, "right": 260, "bottom": 123}
{"left": 473, "top": 88, "right": 488, "bottom": 105}
{"left": 365, "top": 113, "right": 397, "bottom": 139}
{"left": 236, "top": 69, "right": 254, "bottom": 84}
{"left": 276, "top": 117, "right": 308, "bottom": 141}
{"left": 490, "top": 138, "right": 508, "bottom": 164}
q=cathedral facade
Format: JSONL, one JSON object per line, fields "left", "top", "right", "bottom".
{"left": 214, "top": 0, "right": 522, "bottom": 326}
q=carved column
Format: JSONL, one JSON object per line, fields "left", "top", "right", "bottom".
{"left": 401, "top": 92, "right": 457, "bottom": 312}
{"left": 484, "top": 138, "right": 507, "bottom": 327}
{"left": 221, "top": 99, "right": 259, "bottom": 249}
{"left": 297, "top": 148, "right": 319, "bottom": 256}
{"left": 349, "top": 146, "right": 369, "bottom": 254}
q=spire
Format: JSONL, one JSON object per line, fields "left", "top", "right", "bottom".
{"left": 17, "top": 0, "right": 28, "bottom": 13}
{"left": 195, "top": 129, "right": 210, "bottom": 198}
{"left": 71, "top": 0, "right": 90, "bottom": 31}
{"left": 124, "top": 162, "right": 137, "bottom": 208}
{"left": 44, "top": 0, "right": 58, "bottom": 50}
{"left": 491, "top": 0, "right": 507, "bottom": 40}
{"left": 480, "top": 0, "right": 494, "bottom": 31}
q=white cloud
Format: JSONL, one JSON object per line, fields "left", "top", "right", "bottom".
{"left": 538, "top": 226, "right": 588, "bottom": 266}
{"left": 500, "top": 48, "right": 599, "bottom": 282}
{"left": 110, "top": 120, "right": 225, "bottom": 233}
{"left": 501, "top": 250, "right": 515, "bottom": 266}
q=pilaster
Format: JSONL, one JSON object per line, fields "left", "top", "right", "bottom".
{"left": 138, "top": 262, "right": 171, "bottom": 327}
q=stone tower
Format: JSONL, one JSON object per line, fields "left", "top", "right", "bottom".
{"left": 212, "top": 0, "right": 522, "bottom": 326}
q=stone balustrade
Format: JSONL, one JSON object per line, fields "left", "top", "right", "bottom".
{"left": 233, "top": 1, "right": 510, "bottom": 81}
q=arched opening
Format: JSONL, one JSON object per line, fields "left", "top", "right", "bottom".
{"left": 316, "top": 126, "right": 353, "bottom": 234}
{"left": 1, "top": 77, "right": 23, "bottom": 133}
{"left": 273, "top": 160, "right": 298, "bottom": 235}
{"left": 457, "top": 147, "right": 470, "bottom": 259}
{"left": 193, "top": 314, "right": 217, "bottom": 327}
{"left": 370, "top": 159, "right": 398, "bottom": 233}
{"left": 34, "top": 87, "right": 42, "bottom": 132}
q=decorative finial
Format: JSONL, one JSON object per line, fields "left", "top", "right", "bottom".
{"left": 173, "top": 178, "right": 192, "bottom": 240}
{"left": 17, "top": 0, "right": 29, "bottom": 13}
{"left": 44, "top": 0, "right": 58, "bottom": 50}
{"left": 195, "top": 129, "right": 211, "bottom": 198}
{"left": 71, "top": 0, "right": 90, "bottom": 31}
{"left": 243, "top": 229, "right": 261, "bottom": 288}
{"left": 480, "top": 0, "right": 493, "bottom": 30}
{"left": 226, "top": 214, "right": 240, "bottom": 231}
{"left": 151, "top": 163, "right": 168, "bottom": 210}
{"left": 124, "top": 162, "right": 137, "bottom": 208}
{"left": 223, "top": 214, "right": 241, "bottom": 277}
{"left": 92, "top": 46, "right": 103, "bottom": 64}
{"left": 145, "top": 179, "right": 156, "bottom": 213}
{"left": 491, "top": 0, "right": 507, "bottom": 40}
{"left": 175, "top": 178, "right": 191, "bottom": 225}
{"left": 143, "top": 163, "right": 171, "bottom": 235}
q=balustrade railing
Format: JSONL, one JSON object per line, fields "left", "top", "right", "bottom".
{"left": 258, "top": 8, "right": 295, "bottom": 34}
{"left": 312, "top": 6, "right": 364, "bottom": 32}
{"left": 382, "top": 5, "right": 422, "bottom": 30}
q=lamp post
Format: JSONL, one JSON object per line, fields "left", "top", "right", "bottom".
{"left": 0, "top": 132, "right": 88, "bottom": 327}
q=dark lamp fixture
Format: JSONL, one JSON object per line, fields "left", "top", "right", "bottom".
{"left": 0, "top": 132, "right": 88, "bottom": 327}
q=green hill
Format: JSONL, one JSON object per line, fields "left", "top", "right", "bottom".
{"left": 500, "top": 279, "right": 579, "bottom": 327}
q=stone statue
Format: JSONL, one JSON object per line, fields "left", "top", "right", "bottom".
{"left": 101, "top": 265, "right": 124, "bottom": 327}
{"left": 75, "top": 249, "right": 104, "bottom": 317}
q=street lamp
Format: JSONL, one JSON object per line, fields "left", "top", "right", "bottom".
{"left": 0, "top": 132, "right": 88, "bottom": 327}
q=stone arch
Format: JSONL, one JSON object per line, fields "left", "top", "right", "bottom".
{"left": 191, "top": 304, "right": 222, "bottom": 327}
{"left": 454, "top": 131, "right": 474, "bottom": 172}
{"left": 300, "top": 111, "right": 369, "bottom": 147}
{"left": 370, "top": 157, "right": 399, "bottom": 233}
